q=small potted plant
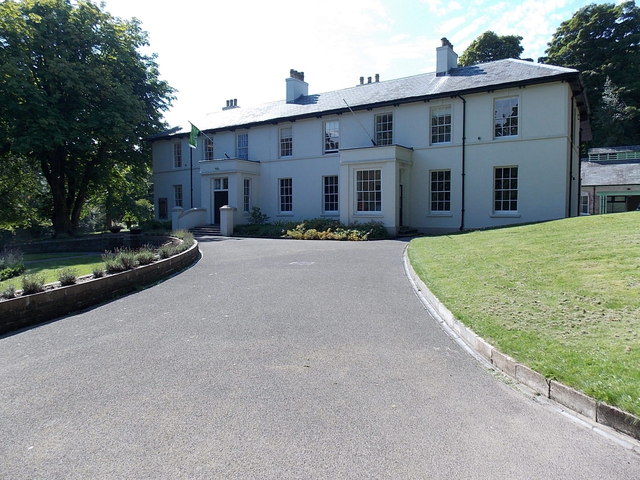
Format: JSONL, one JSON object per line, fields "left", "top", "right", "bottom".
{"left": 109, "top": 224, "right": 122, "bottom": 233}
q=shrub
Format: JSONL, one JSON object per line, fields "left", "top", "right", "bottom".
{"left": 1, "top": 284, "right": 16, "bottom": 299}
{"left": 0, "top": 248, "right": 25, "bottom": 280}
{"left": 102, "top": 249, "right": 137, "bottom": 273}
{"left": 249, "top": 206, "right": 269, "bottom": 225}
{"left": 102, "top": 252, "right": 123, "bottom": 273}
{"left": 158, "top": 244, "right": 176, "bottom": 259}
{"left": 284, "top": 219, "right": 388, "bottom": 241}
{"left": 134, "top": 247, "right": 156, "bottom": 265}
{"left": 21, "top": 274, "right": 45, "bottom": 295}
{"left": 57, "top": 268, "right": 78, "bottom": 286}
{"left": 92, "top": 267, "right": 104, "bottom": 278}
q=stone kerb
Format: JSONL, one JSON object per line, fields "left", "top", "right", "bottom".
{"left": 404, "top": 250, "right": 640, "bottom": 442}
{"left": 0, "top": 240, "right": 199, "bottom": 336}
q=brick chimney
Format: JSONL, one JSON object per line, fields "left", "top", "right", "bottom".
{"left": 286, "top": 69, "right": 308, "bottom": 103}
{"left": 436, "top": 37, "right": 458, "bottom": 76}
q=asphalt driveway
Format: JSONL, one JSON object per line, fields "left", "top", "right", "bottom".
{"left": 1, "top": 237, "right": 639, "bottom": 479}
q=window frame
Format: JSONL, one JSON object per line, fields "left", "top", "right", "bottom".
{"left": 430, "top": 105, "right": 452, "bottom": 144}
{"left": 430, "top": 169, "right": 451, "bottom": 214}
{"left": 494, "top": 97, "right": 519, "bottom": 139}
{"left": 323, "top": 120, "right": 340, "bottom": 154}
{"left": 374, "top": 112, "right": 393, "bottom": 146}
{"left": 173, "top": 143, "right": 182, "bottom": 168}
{"left": 580, "top": 193, "right": 590, "bottom": 215}
{"left": 173, "top": 184, "right": 183, "bottom": 208}
{"left": 322, "top": 175, "right": 339, "bottom": 214}
{"left": 493, "top": 166, "right": 518, "bottom": 214}
{"left": 243, "top": 178, "right": 251, "bottom": 213}
{"left": 237, "top": 133, "right": 248, "bottom": 160}
{"left": 279, "top": 177, "right": 293, "bottom": 214}
{"left": 158, "top": 197, "right": 168, "bottom": 219}
{"left": 203, "top": 137, "right": 214, "bottom": 161}
{"left": 279, "top": 126, "right": 293, "bottom": 158}
{"left": 356, "top": 169, "right": 382, "bottom": 213}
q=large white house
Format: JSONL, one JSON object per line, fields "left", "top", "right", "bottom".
{"left": 151, "top": 39, "right": 590, "bottom": 235}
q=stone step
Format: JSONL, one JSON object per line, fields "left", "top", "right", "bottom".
{"left": 189, "top": 225, "right": 221, "bottom": 237}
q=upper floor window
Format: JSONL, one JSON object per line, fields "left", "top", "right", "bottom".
{"left": 494, "top": 97, "right": 519, "bottom": 138}
{"left": 237, "top": 133, "right": 248, "bottom": 160}
{"left": 375, "top": 113, "right": 393, "bottom": 146}
{"left": 494, "top": 166, "right": 518, "bottom": 213}
{"left": 430, "top": 170, "right": 451, "bottom": 213}
{"left": 203, "top": 138, "right": 214, "bottom": 161}
{"left": 356, "top": 169, "right": 381, "bottom": 212}
{"left": 280, "top": 127, "right": 292, "bottom": 157}
{"left": 324, "top": 121, "right": 339, "bottom": 153}
{"left": 173, "top": 143, "right": 182, "bottom": 168}
{"left": 431, "top": 106, "right": 452, "bottom": 144}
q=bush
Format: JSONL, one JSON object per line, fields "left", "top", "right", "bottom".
{"left": 21, "top": 274, "right": 45, "bottom": 295}
{"left": 1, "top": 284, "right": 16, "bottom": 299}
{"left": 92, "top": 267, "right": 104, "bottom": 278}
{"left": 249, "top": 206, "right": 269, "bottom": 225}
{"left": 139, "top": 219, "right": 171, "bottom": 232}
{"left": 0, "top": 248, "right": 25, "bottom": 280}
{"left": 134, "top": 247, "right": 156, "bottom": 265}
{"left": 57, "top": 268, "right": 78, "bottom": 286}
{"left": 102, "top": 249, "right": 137, "bottom": 273}
{"left": 284, "top": 219, "right": 388, "bottom": 241}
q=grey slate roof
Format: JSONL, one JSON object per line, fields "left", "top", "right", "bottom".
{"left": 155, "top": 59, "right": 586, "bottom": 139}
{"left": 581, "top": 160, "right": 640, "bottom": 186}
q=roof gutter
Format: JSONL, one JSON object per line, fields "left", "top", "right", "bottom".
{"left": 148, "top": 72, "right": 588, "bottom": 141}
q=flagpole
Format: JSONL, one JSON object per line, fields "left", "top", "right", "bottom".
{"left": 189, "top": 146, "right": 193, "bottom": 209}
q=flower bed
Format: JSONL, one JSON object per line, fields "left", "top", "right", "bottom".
{"left": 0, "top": 239, "right": 199, "bottom": 336}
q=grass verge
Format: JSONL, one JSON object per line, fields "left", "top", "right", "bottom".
{"left": 0, "top": 253, "right": 104, "bottom": 291}
{"left": 407, "top": 212, "right": 640, "bottom": 416}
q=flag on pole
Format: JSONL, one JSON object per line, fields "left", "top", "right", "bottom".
{"left": 188, "top": 122, "right": 200, "bottom": 149}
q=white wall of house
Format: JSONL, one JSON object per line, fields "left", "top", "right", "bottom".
{"left": 152, "top": 79, "right": 580, "bottom": 234}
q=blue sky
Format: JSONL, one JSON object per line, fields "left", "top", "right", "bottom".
{"left": 98, "top": 0, "right": 614, "bottom": 128}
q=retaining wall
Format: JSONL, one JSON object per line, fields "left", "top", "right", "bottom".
{"left": 0, "top": 241, "right": 199, "bottom": 336}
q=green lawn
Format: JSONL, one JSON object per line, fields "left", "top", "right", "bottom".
{"left": 407, "top": 212, "right": 640, "bottom": 416}
{"left": 0, "top": 253, "right": 104, "bottom": 291}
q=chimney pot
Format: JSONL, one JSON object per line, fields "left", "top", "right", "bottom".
{"left": 375, "top": 73, "right": 380, "bottom": 82}
{"left": 360, "top": 76, "right": 364, "bottom": 85}
{"left": 367, "top": 76, "right": 372, "bottom": 84}
{"left": 233, "top": 98, "right": 237, "bottom": 106}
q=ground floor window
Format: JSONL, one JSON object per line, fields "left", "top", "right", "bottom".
{"left": 173, "top": 185, "right": 183, "bottom": 208}
{"left": 430, "top": 169, "right": 451, "bottom": 213}
{"left": 606, "top": 195, "right": 628, "bottom": 213}
{"left": 243, "top": 178, "right": 251, "bottom": 213}
{"left": 158, "top": 198, "right": 168, "bottom": 219}
{"left": 356, "top": 169, "right": 381, "bottom": 212}
{"left": 323, "top": 175, "right": 338, "bottom": 213}
{"left": 580, "top": 193, "right": 590, "bottom": 215}
{"left": 279, "top": 178, "right": 292, "bottom": 213}
{"left": 494, "top": 166, "right": 518, "bottom": 213}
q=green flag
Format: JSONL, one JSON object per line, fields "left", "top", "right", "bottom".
{"left": 188, "top": 122, "right": 200, "bottom": 149}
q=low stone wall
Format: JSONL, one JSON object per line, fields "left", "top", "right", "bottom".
{"left": 0, "top": 241, "right": 199, "bottom": 336}
{"left": 5, "top": 233, "right": 171, "bottom": 254}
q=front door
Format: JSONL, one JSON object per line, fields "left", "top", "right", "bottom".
{"left": 213, "top": 177, "right": 229, "bottom": 224}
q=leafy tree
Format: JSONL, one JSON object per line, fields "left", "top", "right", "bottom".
{"left": 0, "top": 0, "right": 174, "bottom": 235}
{"left": 543, "top": 1, "right": 640, "bottom": 146}
{"left": 458, "top": 31, "right": 524, "bottom": 67}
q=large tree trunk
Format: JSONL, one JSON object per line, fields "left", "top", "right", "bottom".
{"left": 42, "top": 147, "right": 73, "bottom": 236}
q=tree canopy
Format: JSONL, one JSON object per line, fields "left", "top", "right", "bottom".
{"left": 544, "top": 1, "right": 640, "bottom": 146}
{"left": 458, "top": 31, "right": 524, "bottom": 67}
{"left": 0, "top": 0, "right": 174, "bottom": 235}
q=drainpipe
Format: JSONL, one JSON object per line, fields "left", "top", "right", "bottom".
{"left": 457, "top": 95, "right": 466, "bottom": 231}
{"left": 569, "top": 95, "right": 576, "bottom": 217}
